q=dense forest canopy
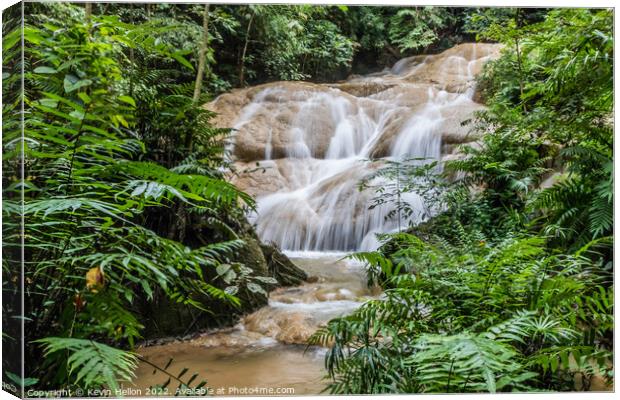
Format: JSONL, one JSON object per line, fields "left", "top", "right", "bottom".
{"left": 1, "top": 1, "right": 613, "bottom": 396}
{"left": 20, "top": 3, "right": 551, "bottom": 89}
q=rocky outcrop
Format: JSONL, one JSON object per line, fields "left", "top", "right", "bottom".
{"left": 205, "top": 43, "right": 503, "bottom": 252}
{"left": 329, "top": 80, "right": 397, "bottom": 97}
{"left": 139, "top": 218, "right": 307, "bottom": 340}
{"left": 260, "top": 243, "right": 308, "bottom": 286}
{"left": 229, "top": 160, "right": 290, "bottom": 197}
{"left": 211, "top": 82, "right": 363, "bottom": 162}
{"left": 207, "top": 43, "right": 501, "bottom": 168}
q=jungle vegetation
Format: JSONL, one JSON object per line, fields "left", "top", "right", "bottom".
{"left": 311, "top": 8, "right": 614, "bottom": 394}
{"left": 1, "top": 2, "right": 614, "bottom": 395}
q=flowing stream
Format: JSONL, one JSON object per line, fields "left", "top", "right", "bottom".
{"left": 132, "top": 43, "right": 502, "bottom": 395}
{"left": 222, "top": 43, "right": 501, "bottom": 251}
{"left": 132, "top": 254, "right": 376, "bottom": 395}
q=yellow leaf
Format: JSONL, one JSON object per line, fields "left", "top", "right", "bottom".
{"left": 86, "top": 266, "right": 105, "bottom": 292}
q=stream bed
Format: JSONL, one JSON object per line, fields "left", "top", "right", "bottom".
{"left": 131, "top": 254, "right": 376, "bottom": 396}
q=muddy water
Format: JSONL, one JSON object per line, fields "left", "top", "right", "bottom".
{"left": 131, "top": 254, "right": 375, "bottom": 396}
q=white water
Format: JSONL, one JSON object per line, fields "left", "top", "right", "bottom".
{"left": 241, "top": 86, "right": 434, "bottom": 251}
{"left": 134, "top": 44, "right": 502, "bottom": 394}
{"left": 227, "top": 44, "right": 499, "bottom": 252}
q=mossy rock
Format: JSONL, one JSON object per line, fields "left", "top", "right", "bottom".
{"left": 139, "top": 233, "right": 307, "bottom": 340}
{"left": 260, "top": 242, "right": 308, "bottom": 286}
{"left": 235, "top": 234, "right": 270, "bottom": 277}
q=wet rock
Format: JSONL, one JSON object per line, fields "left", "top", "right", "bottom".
{"left": 242, "top": 309, "right": 317, "bottom": 345}
{"left": 260, "top": 242, "right": 308, "bottom": 287}
{"left": 439, "top": 103, "right": 485, "bottom": 144}
{"left": 192, "top": 327, "right": 269, "bottom": 348}
{"left": 214, "top": 43, "right": 501, "bottom": 252}
{"left": 239, "top": 235, "right": 270, "bottom": 275}
{"left": 139, "top": 217, "right": 307, "bottom": 340}
{"left": 539, "top": 171, "right": 565, "bottom": 189}
{"left": 211, "top": 83, "right": 361, "bottom": 162}
{"left": 367, "top": 84, "right": 430, "bottom": 108}
{"left": 229, "top": 160, "right": 289, "bottom": 197}
{"left": 330, "top": 80, "right": 397, "bottom": 97}
{"left": 207, "top": 43, "right": 502, "bottom": 167}
{"left": 367, "top": 111, "right": 414, "bottom": 158}
{"left": 401, "top": 43, "right": 502, "bottom": 86}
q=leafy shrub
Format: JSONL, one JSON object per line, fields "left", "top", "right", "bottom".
{"left": 312, "top": 232, "right": 613, "bottom": 393}
{"left": 2, "top": 10, "right": 261, "bottom": 391}
{"left": 314, "top": 9, "right": 613, "bottom": 394}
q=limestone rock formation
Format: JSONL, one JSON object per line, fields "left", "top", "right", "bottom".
{"left": 209, "top": 43, "right": 502, "bottom": 252}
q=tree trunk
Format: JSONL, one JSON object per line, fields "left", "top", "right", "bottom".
{"left": 192, "top": 4, "right": 211, "bottom": 103}
{"left": 187, "top": 4, "right": 210, "bottom": 151}
{"left": 385, "top": 44, "right": 402, "bottom": 59}
{"left": 514, "top": 9, "right": 527, "bottom": 112}
{"left": 514, "top": 37, "right": 526, "bottom": 112}
{"left": 238, "top": 13, "right": 254, "bottom": 86}
{"left": 85, "top": 3, "right": 92, "bottom": 22}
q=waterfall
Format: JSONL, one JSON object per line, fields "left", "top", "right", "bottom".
{"left": 214, "top": 43, "right": 502, "bottom": 251}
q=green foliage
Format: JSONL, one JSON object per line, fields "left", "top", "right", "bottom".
{"left": 90, "top": 4, "right": 481, "bottom": 87}
{"left": 2, "top": 3, "right": 28, "bottom": 391}
{"left": 409, "top": 333, "right": 535, "bottom": 393}
{"left": 448, "top": 118, "right": 551, "bottom": 211}
{"left": 388, "top": 7, "right": 453, "bottom": 53}
{"left": 122, "top": 3, "right": 359, "bottom": 85}
{"left": 454, "top": 8, "right": 613, "bottom": 249}
{"left": 328, "top": 6, "right": 471, "bottom": 72}
{"left": 2, "top": 5, "right": 267, "bottom": 392}
{"left": 360, "top": 158, "right": 444, "bottom": 231}
{"left": 316, "top": 8, "right": 613, "bottom": 395}
{"left": 253, "top": 6, "right": 356, "bottom": 81}
{"left": 36, "top": 338, "right": 137, "bottom": 392}
{"left": 313, "top": 231, "right": 613, "bottom": 393}
{"left": 2, "top": 3, "right": 614, "bottom": 395}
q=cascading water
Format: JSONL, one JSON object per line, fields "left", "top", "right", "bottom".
{"left": 133, "top": 44, "right": 502, "bottom": 394}
{"left": 221, "top": 43, "right": 502, "bottom": 251}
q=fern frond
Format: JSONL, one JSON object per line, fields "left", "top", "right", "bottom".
{"left": 37, "top": 338, "right": 137, "bottom": 392}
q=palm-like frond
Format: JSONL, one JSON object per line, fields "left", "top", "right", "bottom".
{"left": 36, "top": 338, "right": 137, "bottom": 392}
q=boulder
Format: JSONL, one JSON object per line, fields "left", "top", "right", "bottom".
{"left": 260, "top": 243, "right": 308, "bottom": 287}
{"left": 229, "top": 160, "right": 289, "bottom": 197}
{"left": 367, "top": 111, "right": 412, "bottom": 158}
{"left": 209, "top": 82, "right": 363, "bottom": 162}
{"left": 139, "top": 216, "right": 307, "bottom": 340}
{"left": 439, "top": 102, "right": 485, "bottom": 144}
{"left": 329, "top": 80, "right": 397, "bottom": 97}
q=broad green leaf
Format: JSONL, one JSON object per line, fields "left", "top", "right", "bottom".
{"left": 171, "top": 52, "right": 194, "bottom": 70}
{"left": 118, "top": 95, "right": 136, "bottom": 107}
{"left": 34, "top": 66, "right": 57, "bottom": 74}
